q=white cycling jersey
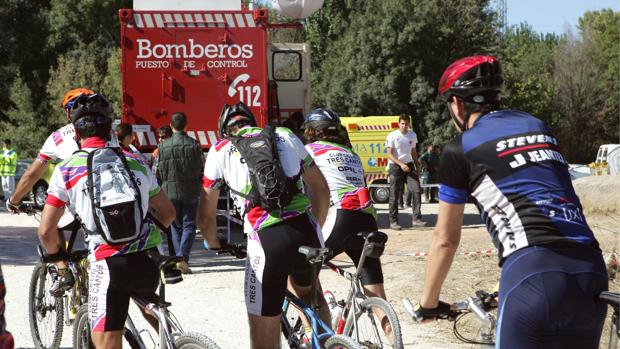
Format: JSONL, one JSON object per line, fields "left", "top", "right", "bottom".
{"left": 305, "top": 141, "right": 376, "bottom": 239}
{"left": 46, "top": 137, "right": 162, "bottom": 262}
{"left": 203, "top": 126, "right": 314, "bottom": 233}
{"left": 37, "top": 123, "right": 119, "bottom": 228}
{"left": 37, "top": 124, "right": 119, "bottom": 164}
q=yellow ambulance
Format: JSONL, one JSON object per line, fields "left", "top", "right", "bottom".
{"left": 340, "top": 116, "right": 399, "bottom": 203}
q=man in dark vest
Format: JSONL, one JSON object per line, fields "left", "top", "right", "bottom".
{"left": 157, "top": 112, "right": 204, "bottom": 274}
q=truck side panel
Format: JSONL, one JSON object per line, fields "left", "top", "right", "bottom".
{"left": 119, "top": 9, "right": 268, "bottom": 151}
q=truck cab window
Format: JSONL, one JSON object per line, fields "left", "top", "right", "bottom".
{"left": 273, "top": 51, "right": 302, "bottom": 81}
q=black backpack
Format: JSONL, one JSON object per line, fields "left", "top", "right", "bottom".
{"left": 228, "top": 124, "right": 299, "bottom": 213}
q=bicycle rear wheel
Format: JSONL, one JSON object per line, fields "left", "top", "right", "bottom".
{"left": 28, "top": 262, "right": 64, "bottom": 349}
{"left": 72, "top": 304, "right": 94, "bottom": 349}
{"left": 324, "top": 334, "right": 364, "bottom": 349}
{"left": 343, "top": 297, "right": 403, "bottom": 349}
{"left": 175, "top": 332, "right": 221, "bottom": 349}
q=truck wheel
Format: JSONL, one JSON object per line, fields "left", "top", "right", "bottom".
{"left": 370, "top": 186, "right": 390, "bottom": 204}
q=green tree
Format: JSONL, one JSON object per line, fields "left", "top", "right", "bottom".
{"left": 47, "top": 43, "right": 123, "bottom": 127}
{"left": 578, "top": 10, "right": 620, "bottom": 147}
{"left": 0, "top": 75, "right": 48, "bottom": 158}
{"left": 499, "top": 24, "right": 559, "bottom": 128}
{"left": 307, "top": 0, "right": 500, "bottom": 147}
{"left": 552, "top": 10, "right": 619, "bottom": 163}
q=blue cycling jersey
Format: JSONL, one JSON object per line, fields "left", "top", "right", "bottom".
{"left": 438, "top": 109, "right": 600, "bottom": 264}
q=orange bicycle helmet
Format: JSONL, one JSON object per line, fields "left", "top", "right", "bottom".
{"left": 61, "top": 88, "right": 95, "bottom": 109}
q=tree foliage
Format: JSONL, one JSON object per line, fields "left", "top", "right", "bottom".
{"left": 307, "top": 0, "right": 501, "bottom": 147}
{"left": 0, "top": 0, "right": 616, "bottom": 163}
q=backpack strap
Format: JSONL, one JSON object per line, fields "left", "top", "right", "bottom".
{"left": 146, "top": 211, "right": 176, "bottom": 256}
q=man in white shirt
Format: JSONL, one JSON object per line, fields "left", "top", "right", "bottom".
{"left": 385, "top": 114, "right": 424, "bottom": 229}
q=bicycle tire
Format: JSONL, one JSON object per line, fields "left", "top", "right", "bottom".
{"left": 28, "top": 262, "right": 64, "bottom": 349}
{"left": 324, "top": 334, "right": 364, "bottom": 349}
{"left": 343, "top": 297, "right": 403, "bottom": 349}
{"left": 72, "top": 304, "right": 94, "bottom": 349}
{"left": 175, "top": 332, "right": 222, "bottom": 349}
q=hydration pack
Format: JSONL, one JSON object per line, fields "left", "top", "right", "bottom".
{"left": 228, "top": 125, "right": 299, "bottom": 213}
{"left": 82, "top": 147, "right": 145, "bottom": 245}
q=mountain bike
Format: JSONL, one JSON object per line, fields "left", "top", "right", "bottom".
{"left": 599, "top": 291, "right": 619, "bottom": 349}
{"left": 72, "top": 250, "right": 221, "bottom": 349}
{"left": 323, "top": 231, "right": 403, "bottom": 349}
{"left": 403, "top": 289, "right": 498, "bottom": 346}
{"left": 24, "top": 203, "right": 89, "bottom": 349}
{"left": 281, "top": 246, "right": 363, "bottom": 349}
{"left": 71, "top": 231, "right": 242, "bottom": 348}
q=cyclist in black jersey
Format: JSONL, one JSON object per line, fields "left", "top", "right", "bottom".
{"left": 413, "top": 56, "right": 607, "bottom": 348}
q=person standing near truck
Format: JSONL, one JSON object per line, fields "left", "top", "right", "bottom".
{"left": 0, "top": 140, "right": 16, "bottom": 203}
{"left": 419, "top": 144, "right": 440, "bottom": 203}
{"left": 385, "top": 114, "right": 424, "bottom": 230}
{"left": 156, "top": 112, "right": 204, "bottom": 274}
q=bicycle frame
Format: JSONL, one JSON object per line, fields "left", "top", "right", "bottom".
{"left": 124, "top": 264, "right": 185, "bottom": 349}
{"left": 282, "top": 290, "right": 334, "bottom": 349}
{"left": 324, "top": 261, "right": 365, "bottom": 335}
{"left": 125, "top": 295, "right": 184, "bottom": 349}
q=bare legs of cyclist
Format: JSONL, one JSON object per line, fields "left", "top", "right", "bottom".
{"left": 248, "top": 314, "right": 281, "bottom": 349}
{"left": 363, "top": 283, "right": 394, "bottom": 343}
{"left": 91, "top": 331, "right": 122, "bottom": 349}
{"left": 136, "top": 294, "right": 160, "bottom": 332}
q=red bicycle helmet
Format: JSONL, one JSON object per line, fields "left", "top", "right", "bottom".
{"left": 438, "top": 55, "right": 503, "bottom": 104}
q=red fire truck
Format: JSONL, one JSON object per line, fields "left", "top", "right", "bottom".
{"left": 119, "top": 0, "right": 319, "bottom": 151}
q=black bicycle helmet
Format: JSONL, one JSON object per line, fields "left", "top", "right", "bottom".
{"left": 301, "top": 108, "right": 340, "bottom": 131}
{"left": 70, "top": 93, "right": 114, "bottom": 124}
{"left": 218, "top": 102, "right": 257, "bottom": 138}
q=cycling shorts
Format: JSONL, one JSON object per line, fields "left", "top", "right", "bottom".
{"left": 88, "top": 250, "right": 159, "bottom": 332}
{"left": 245, "top": 213, "right": 323, "bottom": 316}
{"left": 324, "top": 210, "right": 383, "bottom": 285}
{"left": 497, "top": 246, "right": 608, "bottom": 349}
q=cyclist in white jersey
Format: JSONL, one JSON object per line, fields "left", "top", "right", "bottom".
{"left": 38, "top": 93, "right": 175, "bottom": 348}
{"left": 197, "top": 102, "right": 331, "bottom": 349}
{"left": 7, "top": 88, "right": 119, "bottom": 295}
{"left": 303, "top": 108, "right": 393, "bottom": 340}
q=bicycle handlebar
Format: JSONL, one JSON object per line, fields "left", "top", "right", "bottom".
{"left": 214, "top": 237, "right": 247, "bottom": 259}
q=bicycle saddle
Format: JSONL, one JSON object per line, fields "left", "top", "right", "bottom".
{"left": 361, "top": 231, "right": 388, "bottom": 258}
{"left": 298, "top": 246, "right": 331, "bottom": 262}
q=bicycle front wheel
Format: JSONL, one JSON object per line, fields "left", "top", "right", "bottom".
{"left": 175, "top": 332, "right": 221, "bottom": 349}
{"left": 28, "top": 262, "right": 64, "bottom": 349}
{"left": 324, "top": 334, "right": 364, "bottom": 349}
{"left": 343, "top": 297, "right": 403, "bottom": 349}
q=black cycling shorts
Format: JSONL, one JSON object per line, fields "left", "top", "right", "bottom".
{"left": 245, "top": 213, "right": 323, "bottom": 316}
{"left": 88, "top": 250, "right": 159, "bottom": 332}
{"left": 324, "top": 210, "right": 383, "bottom": 285}
{"left": 497, "top": 246, "right": 608, "bottom": 348}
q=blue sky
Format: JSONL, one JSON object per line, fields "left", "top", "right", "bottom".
{"left": 506, "top": 0, "right": 619, "bottom": 34}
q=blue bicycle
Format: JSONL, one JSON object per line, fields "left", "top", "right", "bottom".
{"left": 280, "top": 246, "right": 362, "bottom": 349}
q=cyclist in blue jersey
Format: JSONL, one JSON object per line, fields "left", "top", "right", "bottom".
{"left": 413, "top": 56, "right": 607, "bottom": 348}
